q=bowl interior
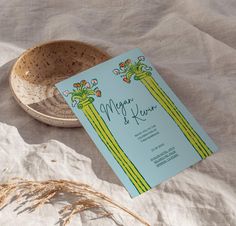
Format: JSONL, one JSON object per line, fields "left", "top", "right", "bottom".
{"left": 10, "top": 41, "right": 109, "bottom": 126}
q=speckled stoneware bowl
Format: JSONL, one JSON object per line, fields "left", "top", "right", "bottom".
{"left": 9, "top": 40, "right": 110, "bottom": 127}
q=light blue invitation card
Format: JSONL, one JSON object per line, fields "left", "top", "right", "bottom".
{"left": 56, "top": 48, "right": 218, "bottom": 197}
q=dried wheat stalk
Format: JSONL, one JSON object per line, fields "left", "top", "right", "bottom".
{"left": 0, "top": 179, "right": 150, "bottom": 226}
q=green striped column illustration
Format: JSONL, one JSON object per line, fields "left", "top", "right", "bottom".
{"left": 63, "top": 79, "right": 151, "bottom": 194}
{"left": 113, "top": 57, "right": 212, "bottom": 159}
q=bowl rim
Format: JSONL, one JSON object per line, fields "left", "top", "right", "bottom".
{"left": 9, "top": 39, "right": 110, "bottom": 123}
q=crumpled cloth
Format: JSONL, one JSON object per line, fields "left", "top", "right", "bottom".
{"left": 0, "top": 0, "right": 235, "bottom": 225}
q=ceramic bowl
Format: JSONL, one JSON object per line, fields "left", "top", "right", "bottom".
{"left": 9, "top": 40, "right": 110, "bottom": 127}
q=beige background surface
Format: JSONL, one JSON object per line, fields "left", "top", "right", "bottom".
{"left": 0, "top": 1, "right": 235, "bottom": 225}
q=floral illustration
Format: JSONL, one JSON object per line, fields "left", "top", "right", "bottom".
{"left": 113, "top": 56, "right": 152, "bottom": 83}
{"left": 63, "top": 79, "right": 101, "bottom": 109}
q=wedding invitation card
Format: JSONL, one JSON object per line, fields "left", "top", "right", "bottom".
{"left": 56, "top": 48, "right": 218, "bottom": 197}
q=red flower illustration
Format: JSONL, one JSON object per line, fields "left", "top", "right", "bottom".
{"left": 81, "top": 80, "right": 87, "bottom": 86}
{"left": 73, "top": 82, "right": 81, "bottom": 88}
{"left": 119, "top": 62, "right": 125, "bottom": 68}
{"left": 95, "top": 90, "right": 101, "bottom": 97}
{"left": 123, "top": 77, "right": 130, "bottom": 83}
